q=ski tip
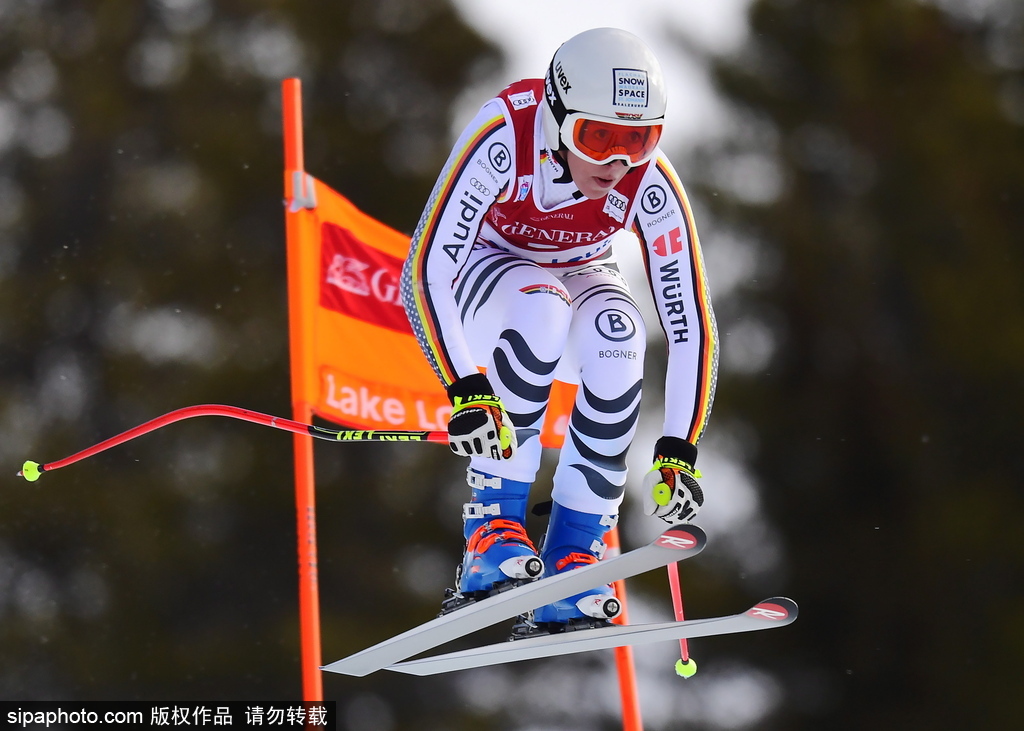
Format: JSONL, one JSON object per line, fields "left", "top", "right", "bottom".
{"left": 674, "top": 657, "right": 698, "bottom": 678}
{"left": 656, "top": 523, "right": 707, "bottom": 553}
{"left": 746, "top": 597, "right": 799, "bottom": 624}
{"left": 19, "top": 461, "right": 42, "bottom": 482}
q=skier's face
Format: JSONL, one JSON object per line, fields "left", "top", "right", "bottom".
{"left": 565, "top": 151, "right": 629, "bottom": 200}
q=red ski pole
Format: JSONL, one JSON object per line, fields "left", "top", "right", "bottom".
{"left": 668, "top": 560, "right": 697, "bottom": 677}
{"left": 17, "top": 404, "right": 449, "bottom": 482}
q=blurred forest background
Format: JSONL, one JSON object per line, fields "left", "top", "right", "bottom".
{"left": 1, "top": 1, "right": 1022, "bottom": 730}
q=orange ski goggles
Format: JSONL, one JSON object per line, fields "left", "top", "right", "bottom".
{"left": 565, "top": 115, "right": 663, "bottom": 166}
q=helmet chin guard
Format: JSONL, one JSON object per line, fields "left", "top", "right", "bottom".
{"left": 542, "top": 28, "right": 667, "bottom": 166}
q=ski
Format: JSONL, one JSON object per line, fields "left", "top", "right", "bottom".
{"left": 321, "top": 525, "right": 707, "bottom": 677}
{"left": 387, "top": 597, "right": 798, "bottom": 676}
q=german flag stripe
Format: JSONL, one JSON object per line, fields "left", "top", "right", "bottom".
{"left": 406, "top": 112, "right": 507, "bottom": 385}
{"left": 641, "top": 159, "right": 718, "bottom": 444}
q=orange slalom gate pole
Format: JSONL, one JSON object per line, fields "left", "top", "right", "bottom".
{"left": 283, "top": 77, "right": 324, "bottom": 701}
{"left": 290, "top": 401, "right": 322, "bottom": 701}
{"left": 606, "top": 525, "right": 644, "bottom": 731}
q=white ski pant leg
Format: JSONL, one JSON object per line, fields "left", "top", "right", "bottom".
{"left": 455, "top": 245, "right": 574, "bottom": 484}
{"left": 551, "top": 264, "right": 646, "bottom": 516}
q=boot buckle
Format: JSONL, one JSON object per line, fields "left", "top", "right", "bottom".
{"left": 467, "top": 469, "right": 503, "bottom": 490}
{"left": 463, "top": 502, "right": 502, "bottom": 520}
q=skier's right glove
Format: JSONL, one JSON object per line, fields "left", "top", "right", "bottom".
{"left": 446, "top": 373, "right": 517, "bottom": 460}
{"left": 642, "top": 436, "right": 704, "bottom": 524}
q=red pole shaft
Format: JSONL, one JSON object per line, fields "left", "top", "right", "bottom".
{"left": 35, "top": 405, "right": 314, "bottom": 472}
{"left": 22, "top": 404, "right": 448, "bottom": 478}
{"left": 667, "top": 562, "right": 689, "bottom": 661}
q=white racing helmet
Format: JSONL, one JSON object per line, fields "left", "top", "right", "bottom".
{"left": 542, "top": 28, "right": 667, "bottom": 167}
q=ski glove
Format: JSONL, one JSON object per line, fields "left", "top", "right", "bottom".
{"left": 446, "top": 374, "right": 517, "bottom": 460}
{"left": 642, "top": 437, "right": 704, "bottom": 524}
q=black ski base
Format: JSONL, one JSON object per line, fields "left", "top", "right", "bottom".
{"left": 439, "top": 579, "right": 538, "bottom": 617}
{"left": 509, "top": 613, "right": 615, "bottom": 640}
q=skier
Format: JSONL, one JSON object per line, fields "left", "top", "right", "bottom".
{"left": 401, "top": 27, "right": 718, "bottom": 633}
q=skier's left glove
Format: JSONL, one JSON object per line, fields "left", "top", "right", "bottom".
{"left": 446, "top": 373, "right": 517, "bottom": 460}
{"left": 642, "top": 436, "right": 704, "bottom": 524}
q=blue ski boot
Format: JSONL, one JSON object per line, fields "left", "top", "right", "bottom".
{"left": 442, "top": 469, "right": 543, "bottom": 613}
{"left": 522, "top": 501, "right": 621, "bottom": 633}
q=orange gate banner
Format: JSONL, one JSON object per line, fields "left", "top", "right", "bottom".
{"left": 286, "top": 175, "right": 573, "bottom": 448}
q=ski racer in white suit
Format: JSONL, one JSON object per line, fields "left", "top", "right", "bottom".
{"left": 401, "top": 28, "right": 718, "bottom": 632}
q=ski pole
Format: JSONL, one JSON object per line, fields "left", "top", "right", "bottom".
{"left": 17, "top": 404, "right": 449, "bottom": 482}
{"left": 668, "top": 560, "right": 697, "bottom": 677}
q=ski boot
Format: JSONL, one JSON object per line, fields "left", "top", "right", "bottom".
{"left": 513, "top": 501, "right": 622, "bottom": 636}
{"left": 441, "top": 468, "right": 543, "bottom": 614}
